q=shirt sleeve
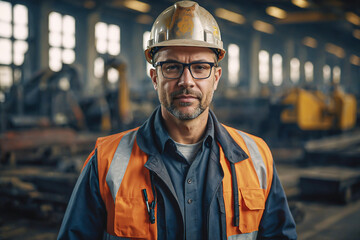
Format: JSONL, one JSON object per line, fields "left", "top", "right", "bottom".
{"left": 257, "top": 164, "right": 297, "bottom": 240}
{"left": 57, "top": 150, "right": 107, "bottom": 240}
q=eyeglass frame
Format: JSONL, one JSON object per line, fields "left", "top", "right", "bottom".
{"left": 153, "top": 61, "right": 218, "bottom": 80}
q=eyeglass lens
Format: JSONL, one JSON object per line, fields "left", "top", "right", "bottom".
{"left": 161, "top": 62, "right": 212, "bottom": 79}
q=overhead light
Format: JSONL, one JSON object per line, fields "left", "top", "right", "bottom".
{"left": 215, "top": 8, "right": 245, "bottom": 24}
{"left": 276, "top": 12, "right": 337, "bottom": 24}
{"left": 302, "top": 36, "right": 317, "bottom": 48}
{"left": 123, "top": 0, "right": 151, "bottom": 13}
{"left": 253, "top": 20, "right": 274, "bottom": 34}
{"left": 346, "top": 12, "right": 360, "bottom": 26}
{"left": 353, "top": 29, "right": 360, "bottom": 40}
{"left": 325, "top": 43, "right": 345, "bottom": 58}
{"left": 136, "top": 14, "right": 153, "bottom": 25}
{"left": 266, "top": 6, "right": 287, "bottom": 19}
{"left": 291, "top": 0, "right": 310, "bottom": 8}
{"left": 350, "top": 54, "right": 360, "bottom": 66}
{"left": 83, "top": 0, "right": 96, "bottom": 9}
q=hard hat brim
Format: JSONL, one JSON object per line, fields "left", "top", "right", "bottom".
{"left": 145, "top": 39, "right": 226, "bottom": 64}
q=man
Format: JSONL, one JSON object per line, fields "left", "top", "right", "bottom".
{"left": 58, "top": 1, "right": 297, "bottom": 239}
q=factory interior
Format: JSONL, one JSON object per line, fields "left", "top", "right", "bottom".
{"left": 1, "top": 0, "right": 360, "bottom": 239}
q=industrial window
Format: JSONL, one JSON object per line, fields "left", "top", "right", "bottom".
{"left": 94, "top": 57, "right": 104, "bottom": 78}
{"left": 272, "top": 53, "right": 283, "bottom": 86}
{"left": 323, "top": 65, "right": 331, "bottom": 83}
{"left": 333, "top": 66, "right": 341, "bottom": 84}
{"left": 95, "top": 22, "right": 120, "bottom": 55}
{"left": 94, "top": 22, "right": 121, "bottom": 81}
{"left": 290, "top": 58, "right": 300, "bottom": 83}
{"left": 48, "top": 12, "right": 76, "bottom": 72}
{"left": 107, "top": 67, "right": 119, "bottom": 83}
{"left": 259, "top": 50, "right": 269, "bottom": 84}
{"left": 228, "top": 43, "right": 240, "bottom": 85}
{"left": 304, "top": 61, "right": 313, "bottom": 82}
{"left": 0, "top": 1, "right": 29, "bottom": 91}
{"left": 143, "top": 31, "right": 151, "bottom": 77}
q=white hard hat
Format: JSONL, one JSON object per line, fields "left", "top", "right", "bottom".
{"left": 145, "top": 1, "right": 226, "bottom": 64}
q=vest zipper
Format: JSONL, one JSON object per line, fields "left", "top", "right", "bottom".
{"left": 231, "top": 162, "right": 240, "bottom": 227}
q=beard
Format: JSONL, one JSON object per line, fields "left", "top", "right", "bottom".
{"left": 164, "top": 88, "right": 206, "bottom": 120}
{"left": 167, "top": 101, "right": 204, "bottom": 120}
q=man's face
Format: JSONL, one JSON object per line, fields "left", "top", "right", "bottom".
{"left": 150, "top": 46, "right": 222, "bottom": 121}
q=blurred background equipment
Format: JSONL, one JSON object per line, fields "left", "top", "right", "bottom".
{"left": 279, "top": 86, "right": 357, "bottom": 132}
{"left": 3, "top": 65, "right": 85, "bottom": 131}
{"left": 1, "top": 0, "right": 360, "bottom": 239}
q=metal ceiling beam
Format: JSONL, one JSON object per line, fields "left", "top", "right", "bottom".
{"left": 275, "top": 11, "right": 340, "bottom": 24}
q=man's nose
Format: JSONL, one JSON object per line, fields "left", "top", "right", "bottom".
{"left": 178, "top": 67, "right": 195, "bottom": 88}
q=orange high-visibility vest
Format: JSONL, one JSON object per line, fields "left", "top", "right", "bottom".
{"left": 86, "top": 125, "right": 273, "bottom": 240}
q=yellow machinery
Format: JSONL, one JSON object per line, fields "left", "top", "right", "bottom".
{"left": 100, "top": 59, "right": 133, "bottom": 132}
{"left": 332, "top": 87, "right": 357, "bottom": 130}
{"left": 280, "top": 86, "right": 357, "bottom": 131}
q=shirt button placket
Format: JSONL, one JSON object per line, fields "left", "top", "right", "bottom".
{"left": 205, "top": 140, "right": 211, "bottom": 148}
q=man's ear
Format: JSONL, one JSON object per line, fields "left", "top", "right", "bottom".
{"left": 213, "top": 67, "right": 222, "bottom": 90}
{"left": 150, "top": 68, "right": 158, "bottom": 90}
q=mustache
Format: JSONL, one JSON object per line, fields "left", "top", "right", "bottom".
{"left": 170, "top": 89, "right": 202, "bottom": 99}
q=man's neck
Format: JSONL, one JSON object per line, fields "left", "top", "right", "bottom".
{"left": 161, "top": 107, "right": 209, "bottom": 144}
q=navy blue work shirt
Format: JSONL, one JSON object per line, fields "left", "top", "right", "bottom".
{"left": 154, "top": 109, "right": 215, "bottom": 240}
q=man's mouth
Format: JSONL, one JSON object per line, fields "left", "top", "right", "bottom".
{"left": 174, "top": 94, "right": 198, "bottom": 100}
{"left": 171, "top": 89, "right": 201, "bottom": 101}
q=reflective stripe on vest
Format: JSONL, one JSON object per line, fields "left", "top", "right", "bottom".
{"left": 228, "top": 231, "right": 258, "bottom": 240}
{"left": 106, "top": 130, "right": 137, "bottom": 202}
{"left": 237, "top": 131, "right": 267, "bottom": 189}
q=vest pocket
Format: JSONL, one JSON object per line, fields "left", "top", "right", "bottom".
{"left": 114, "top": 196, "right": 150, "bottom": 238}
{"left": 238, "top": 188, "right": 265, "bottom": 233}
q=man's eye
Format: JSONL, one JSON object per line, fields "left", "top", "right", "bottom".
{"left": 164, "top": 64, "right": 180, "bottom": 71}
{"left": 193, "top": 64, "right": 210, "bottom": 71}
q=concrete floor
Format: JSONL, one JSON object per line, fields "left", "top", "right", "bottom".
{"left": 277, "top": 164, "right": 360, "bottom": 240}
{"left": 296, "top": 200, "right": 360, "bottom": 240}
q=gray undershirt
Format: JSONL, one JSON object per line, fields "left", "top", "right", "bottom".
{"left": 174, "top": 140, "right": 203, "bottom": 164}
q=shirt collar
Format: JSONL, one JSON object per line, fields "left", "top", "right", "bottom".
{"left": 136, "top": 106, "right": 247, "bottom": 163}
{"left": 154, "top": 107, "right": 214, "bottom": 153}
{"left": 209, "top": 110, "right": 248, "bottom": 163}
{"left": 153, "top": 108, "right": 171, "bottom": 153}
